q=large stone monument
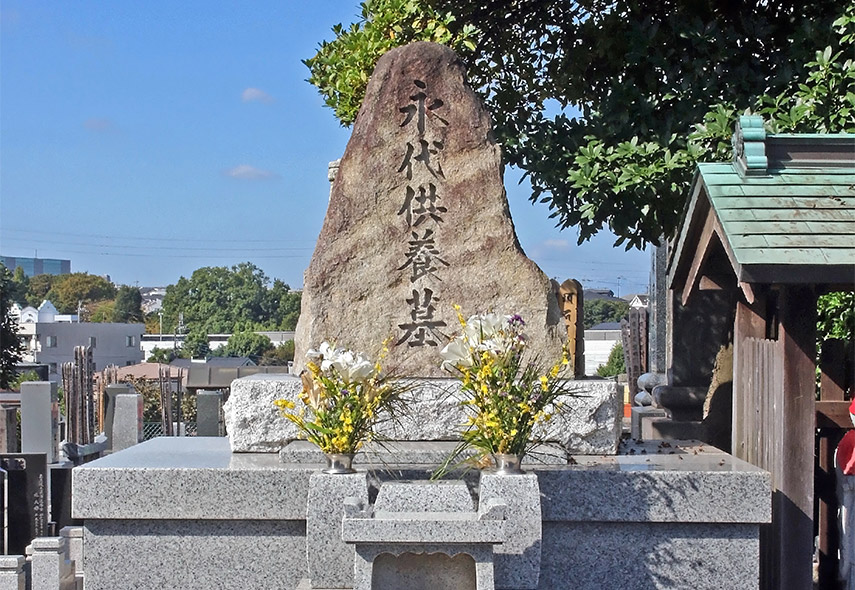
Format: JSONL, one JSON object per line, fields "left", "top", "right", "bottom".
{"left": 295, "top": 41, "right": 565, "bottom": 377}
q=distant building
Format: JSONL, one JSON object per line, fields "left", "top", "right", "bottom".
{"left": 583, "top": 288, "right": 619, "bottom": 301}
{"left": 140, "top": 287, "right": 166, "bottom": 314}
{"left": 1, "top": 255, "right": 71, "bottom": 276}
{"left": 16, "top": 300, "right": 144, "bottom": 381}
{"left": 624, "top": 294, "right": 650, "bottom": 308}
{"left": 584, "top": 323, "right": 622, "bottom": 376}
{"left": 140, "top": 331, "right": 295, "bottom": 360}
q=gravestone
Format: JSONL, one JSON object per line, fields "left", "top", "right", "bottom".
{"left": 111, "top": 393, "right": 143, "bottom": 452}
{"left": 295, "top": 41, "right": 565, "bottom": 376}
{"left": 196, "top": 391, "right": 224, "bottom": 436}
{"left": 20, "top": 382, "right": 59, "bottom": 464}
{"left": 0, "top": 453, "right": 48, "bottom": 555}
{"left": 103, "top": 383, "right": 132, "bottom": 450}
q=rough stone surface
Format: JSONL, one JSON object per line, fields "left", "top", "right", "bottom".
{"left": 223, "top": 374, "right": 303, "bottom": 452}
{"left": 306, "top": 473, "right": 369, "bottom": 589}
{"left": 480, "top": 473, "right": 542, "bottom": 590}
{"left": 536, "top": 379, "right": 621, "bottom": 455}
{"left": 227, "top": 375, "right": 620, "bottom": 455}
{"left": 294, "top": 41, "right": 564, "bottom": 377}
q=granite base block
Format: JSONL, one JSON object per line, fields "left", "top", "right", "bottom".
{"left": 83, "top": 519, "right": 305, "bottom": 590}
{"left": 0, "top": 556, "right": 25, "bottom": 590}
{"left": 306, "top": 472, "right": 369, "bottom": 589}
{"left": 539, "top": 521, "right": 759, "bottom": 590}
{"left": 71, "top": 438, "right": 771, "bottom": 590}
{"left": 480, "top": 473, "right": 542, "bottom": 590}
{"left": 630, "top": 406, "right": 666, "bottom": 440}
{"left": 642, "top": 416, "right": 707, "bottom": 441}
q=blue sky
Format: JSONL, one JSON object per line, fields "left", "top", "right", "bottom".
{"left": 0, "top": 1, "right": 650, "bottom": 296}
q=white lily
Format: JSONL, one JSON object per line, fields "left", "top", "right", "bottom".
{"left": 440, "top": 337, "right": 474, "bottom": 371}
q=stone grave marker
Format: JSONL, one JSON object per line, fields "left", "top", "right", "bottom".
{"left": 295, "top": 41, "right": 565, "bottom": 377}
{"left": 111, "top": 393, "right": 143, "bottom": 452}
{"left": 0, "top": 453, "right": 48, "bottom": 555}
{"left": 20, "top": 382, "right": 59, "bottom": 464}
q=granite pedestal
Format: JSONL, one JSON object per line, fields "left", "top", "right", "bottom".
{"left": 72, "top": 438, "right": 771, "bottom": 590}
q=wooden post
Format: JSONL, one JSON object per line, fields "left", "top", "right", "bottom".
{"left": 818, "top": 339, "right": 847, "bottom": 589}
{"left": 777, "top": 285, "right": 817, "bottom": 590}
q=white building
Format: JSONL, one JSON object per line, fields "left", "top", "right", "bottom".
{"left": 17, "top": 300, "right": 144, "bottom": 381}
{"left": 583, "top": 322, "right": 622, "bottom": 376}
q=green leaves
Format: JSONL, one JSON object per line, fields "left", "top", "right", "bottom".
{"left": 304, "top": 0, "right": 478, "bottom": 126}
{"left": 160, "top": 262, "right": 300, "bottom": 335}
{"left": 305, "top": 0, "right": 850, "bottom": 247}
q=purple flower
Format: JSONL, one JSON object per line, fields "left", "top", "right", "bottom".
{"left": 508, "top": 314, "right": 525, "bottom": 326}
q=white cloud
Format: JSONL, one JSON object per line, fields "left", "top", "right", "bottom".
{"left": 241, "top": 87, "right": 274, "bottom": 104}
{"left": 83, "top": 118, "right": 118, "bottom": 133}
{"left": 542, "top": 238, "right": 570, "bottom": 250}
{"left": 224, "top": 164, "right": 279, "bottom": 180}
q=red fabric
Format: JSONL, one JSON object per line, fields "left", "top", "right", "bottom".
{"left": 839, "top": 430, "right": 855, "bottom": 475}
{"left": 849, "top": 399, "right": 855, "bottom": 416}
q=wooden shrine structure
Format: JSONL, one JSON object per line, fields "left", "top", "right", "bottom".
{"left": 668, "top": 116, "right": 854, "bottom": 590}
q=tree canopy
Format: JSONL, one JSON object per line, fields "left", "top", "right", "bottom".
{"left": 217, "top": 330, "right": 274, "bottom": 360}
{"left": 0, "top": 266, "right": 23, "bottom": 388}
{"left": 45, "top": 272, "right": 117, "bottom": 315}
{"left": 160, "top": 262, "right": 301, "bottom": 335}
{"left": 112, "top": 285, "right": 144, "bottom": 323}
{"left": 583, "top": 298, "right": 629, "bottom": 329}
{"left": 306, "top": 0, "right": 853, "bottom": 247}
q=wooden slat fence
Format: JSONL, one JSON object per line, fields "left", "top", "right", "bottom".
{"left": 736, "top": 337, "right": 782, "bottom": 474}
{"left": 734, "top": 337, "right": 783, "bottom": 589}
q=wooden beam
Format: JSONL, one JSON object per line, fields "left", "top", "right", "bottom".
{"left": 698, "top": 274, "right": 733, "bottom": 290}
{"left": 816, "top": 400, "right": 852, "bottom": 429}
{"left": 681, "top": 211, "right": 717, "bottom": 306}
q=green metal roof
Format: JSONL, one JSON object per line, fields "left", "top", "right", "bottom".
{"left": 669, "top": 118, "right": 855, "bottom": 293}
{"left": 699, "top": 163, "right": 855, "bottom": 269}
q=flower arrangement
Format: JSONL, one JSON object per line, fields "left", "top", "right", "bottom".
{"left": 440, "top": 307, "right": 572, "bottom": 461}
{"left": 274, "top": 341, "right": 407, "bottom": 455}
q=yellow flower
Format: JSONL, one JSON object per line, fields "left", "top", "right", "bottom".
{"left": 539, "top": 376, "right": 549, "bottom": 391}
{"left": 274, "top": 399, "right": 295, "bottom": 410}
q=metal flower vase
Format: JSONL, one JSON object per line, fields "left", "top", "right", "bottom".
{"left": 492, "top": 453, "right": 525, "bottom": 475}
{"left": 323, "top": 453, "right": 357, "bottom": 474}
